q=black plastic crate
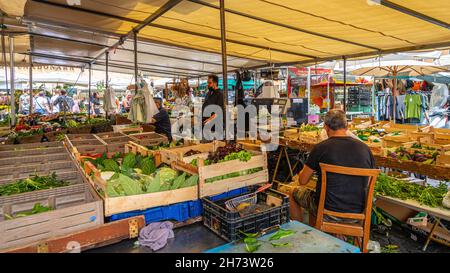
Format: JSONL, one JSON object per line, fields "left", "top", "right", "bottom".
{"left": 202, "top": 188, "right": 290, "bottom": 242}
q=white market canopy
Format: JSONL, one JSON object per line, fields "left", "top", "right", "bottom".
{"left": 0, "top": 0, "right": 449, "bottom": 78}
{"left": 349, "top": 60, "right": 448, "bottom": 77}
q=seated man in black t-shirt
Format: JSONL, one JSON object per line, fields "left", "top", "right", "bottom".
{"left": 152, "top": 98, "right": 173, "bottom": 142}
{"left": 291, "top": 109, "right": 375, "bottom": 223}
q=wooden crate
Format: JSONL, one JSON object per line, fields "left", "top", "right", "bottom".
{"left": 67, "top": 134, "right": 98, "bottom": 141}
{"left": 284, "top": 128, "right": 321, "bottom": 144}
{"left": 198, "top": 151, "right": 268, "bottom": 197}
{"left": 433, "top": 132, "right": 450, "bottom": 145}
{"left": 2, "top": 216, "right": 145, "bottom": 253}
{"left": 436, "top": 154, "right": 450, "bottom": 167}
{"left": 66, "top": 125, "right": 93, "bottom": 134}
{"left": 0, "top": 181, "right": 103, "bottom": 250}
{"left": 399, "top": 142, "right": 450, "bottom": 155}
{"left": 0, "top": 141, "right": 72, "bottom": 169}
{"left": 7, "top": 134, "right": 43, "bottom": 144}
{"left": 159, "top": 141, "right": 223, "bottom": 165}
{"left": 237, "top": 139, "right": 262, "bottom": 152}
{"left": 83, "top": 152, "right": 198, "bottom": 217}
{"left": 0, "top": 163, "right": 78, "bottom": 185}
{"left": 0, "top": 141, "right": 65, "bottom": 158}
{"left": 382, "top": 134, "right": 414, "bottom": 148}
{"left": 112, "top": 124, "right": 143, "bottom": 134}
{"left": 172, "top": 148, "right": 269, "bottom": 198}
{"left": 129, "top": 132, "right": 168, "bottom": 147}
{"left": 95, "top": 132, "right": 126, "bottom": 140}
{"left": 382, "top": 122, "right": 423, "bottom": 133}
{"left": 65, "top": 134, "right": 107, "bottom": 160}
{"left": 102, "top": 136, "right": 132, "bottom": 154}
{"left": 0, "top": 142, "right": 84, "bottom": 186}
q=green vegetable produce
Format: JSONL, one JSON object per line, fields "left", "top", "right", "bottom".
{"left": 171, "top": 173, "right": 186, "bottom": 190}
{"left": 0, "top": 173, "right": 69, "bottom": 196}
{"left": 122, "top": 153, "right": 137, "bottom": 169}
{"left": 158, "top": 167, "right": 178, "bottom": 184}
{"left": 269, "top": 229, "right": 296, "bottom": 241}
{"left": 144, "top": 173, "right": 161, "bottom": 193}
{"left": 375, "top": 173, "right": 448, "bottom": 207}
{"left": 4, "top": 203, "right": 52, "bottom": 220}
{"left": 108, "top": 173, "right": 143, "bottom": 196}
{"left": 141, "top": 156, "right": 156, "bottom": 175}
{"left": 103, "top": 159, "right": 120, "bottom": 172}
{"left": 182, "top": 174, "right": 199, "bottom": 188}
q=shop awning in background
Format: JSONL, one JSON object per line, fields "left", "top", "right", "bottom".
{"left": 0, "top": 0, "right": 449, "bottom": 77}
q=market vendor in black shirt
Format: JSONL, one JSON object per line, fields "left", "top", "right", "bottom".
{"left": 202, "top": 74, "right": 225, "bottom": 127}
{"left": 290, "top": 109, "right": 376, "bottom": 224}
{"left": 152, "top": 98, "right": 172, "bottom": 142}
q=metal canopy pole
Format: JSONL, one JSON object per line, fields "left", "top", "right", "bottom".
{"left": 134, "top": 31, "right": 138, "bottom": 94}
{"left": 307, "top": 67, "right": 311, "bottom": 114}
{"left": 105, "top": 50, "right": 109, "bottom": 118}
{"left": 219, "top": 0, "right": 228, "bottom": 106}
{"left": 29, "top": 54, "right": 33, "bottom": 114}
{"left": 1, "top": 33, "right": 8, "bottom": 97}
{"left": 88, "top": 63, "right": 92, "bottom": 120}
{"left": 343, "top": 57, "right": 347, "bottom": 113}
{"left": 105, "top": 51, "right": 109, "bottom": 89}
{"left": 9, "top": 35, "right": 15, "bottom": 126}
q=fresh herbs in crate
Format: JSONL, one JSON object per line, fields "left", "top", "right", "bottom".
{"left": 0, "top": 173, "right": 70, "bottom": 196}
{"left": 375, "top": 173, "right": 448, "bottom": 208}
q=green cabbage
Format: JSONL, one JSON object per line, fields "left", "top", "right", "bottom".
{"left": 158, "top": 167, "right": 178, "bottom": 184}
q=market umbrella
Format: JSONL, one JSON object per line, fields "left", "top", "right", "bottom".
{"left": 350, "top": 60, "right": 448, "bottom": 123}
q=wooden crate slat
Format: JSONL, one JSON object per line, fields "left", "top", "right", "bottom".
{"left": 67, "top": 134, "right": 98, "bottom": 141}
{"left": 199, "top": 154, "right": 267, "bottom": 179}
{"left": 0, "top": 146, "right": 66, "bottom": 158}
{"left": 0, "top": 153, "right": 70, "bottom": 167}
{"left": 159, "top": 141, "right": 222, "bottom": 165}
{"left": 6, "top": 192, "right": 87, "bottom": 216}
{"left": 0, "top": 142, "right": 60, "bottom": 151}
{"left": 128, "top": 132, "right": 168, "bottom": 147}
{"left": 2, "top": 216, "right": 145, "bottom": 253}
{"left": 104, "top": 186, "right": 198, "bottom": 216}
{"left": 199, "top": 170, "right": 268, "bottom": 198}
{"left": 0, "top": 160, "right": 74, "bottom": 176}
{"left": 95, "top": 132, "right": 127, "bottom": 140}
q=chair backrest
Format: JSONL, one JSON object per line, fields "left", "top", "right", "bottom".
{"left": 316, "top": 163, "right": 380, "bottom": 228}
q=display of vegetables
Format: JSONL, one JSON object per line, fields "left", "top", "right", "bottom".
{"left": 147, "top": 140, "right": 183, "bottom": 150}
{"left": 386, "top": 146, "right": 439, "bottom": 164}
{"left": 375, "top": 173, "right": 448, "bottom": 208}
{"left": 88, "top": 152, "right": 197, "bottom": 198}
{"left": 355, "top": 129, "right": 386, "bottom": 142}
{"left": 299, "top": 124, "right": 320, "bottom": 132}
{"left": 0, "top": 173, "right": 70, "bottom": 196}
{"left": 206, "top": 142, "right": 244, "bottom": 164}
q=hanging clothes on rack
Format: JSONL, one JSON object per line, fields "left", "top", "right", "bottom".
{"left": 404, "top": 92, "right": 423, "bottom": 124}
{"left": 395, "top": 93, "right": 406, "bottom": 123}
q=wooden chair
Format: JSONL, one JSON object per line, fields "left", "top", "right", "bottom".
{"left": 315, "top": 163, "right": 380, "bottom": 253}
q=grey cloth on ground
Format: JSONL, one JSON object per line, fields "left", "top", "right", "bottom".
{"left": 138, "top": 221, "right": 175, "bottom": 251}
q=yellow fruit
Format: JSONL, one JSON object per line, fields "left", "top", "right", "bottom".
{"left": 236, "top": 202, "right": 251, "bottom": 211}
